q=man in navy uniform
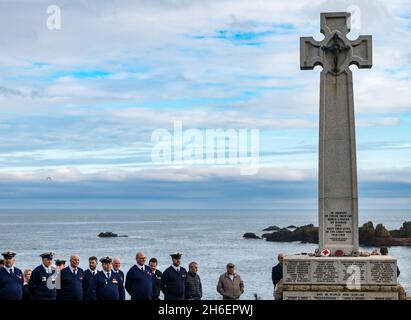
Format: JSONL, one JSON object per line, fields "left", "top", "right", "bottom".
{"left": 58, "top": 255, "right": 84, "bottom": 300}
{"left": 83, "top": 256, "right": 98, "bottom": 300}
{"left": 112, "top": 257, "right": 125, "bottom": 284}
{"left": 149, "top": 257, "right": 162, "bottom": 300}
{"left": 28, "top": 252, "right": 57, "bottom": 300}
{"left": 161, "top": 253, "right": 187, "bottom": 300}
{"left": 89, "top": 257, "right": 125, "bottom": 300}
{"left": 125, "top": 252, "right": 153, "bottom": 300}
{"left": 0, "top": 251, "right": 24, "bottom": 300}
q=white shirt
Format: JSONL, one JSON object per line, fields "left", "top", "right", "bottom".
{"left": 42, "top": 264, "right": 52, "bottom": 274}
{"left": 89, "top": 269, "right": 97, "bottom": 275}
{"left": 136, "top": 263, "right": 145, "bottom": 271}
{"left": 229, "top": 274, "right": 234, "bottom": 281}
{"left": 172, "top": 265, "right": 180, "bottom": 272}
{"left": 69, "top": 265, "right": 78, "bottom": 274}
{"left": 104, "top": 271, "right": 111, "bottom": 279}
{"left": 7, "top": 267, "right": 14, "bottom": 274}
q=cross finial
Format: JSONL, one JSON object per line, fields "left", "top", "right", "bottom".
{"left": 300, "top": 12, "right": 372, "bottom": 75}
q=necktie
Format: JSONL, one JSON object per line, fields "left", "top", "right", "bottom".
{"left": 9, "top": 269, "right": 13, "bottom": 276}
{"left": 141, "top": 267, "right": 144, "bottom": 271}
{"left": 73, "top": 268, "right": 77, "bottom": 276}
{"left": 176, "top": 267, "right": 179, "bottom": 273}
{"left": 106, "top": 272, "right": 110, "bottom": 279}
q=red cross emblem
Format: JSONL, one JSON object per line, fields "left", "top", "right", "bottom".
{"left": 321, "top": 249, "right": 330, "bottom": 256}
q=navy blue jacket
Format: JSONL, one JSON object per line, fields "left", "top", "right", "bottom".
{"left": 161, "top": 266, "right": 187, "bottom": 300}
{"left": 57, "top": 266, "right": 84, "bottom": 300}
{"left": 28, "top": 265, "right": 57, "bottom": 300}
{"left": 152, "top": 269, "right": 162, "bottom": 300}
{"left": 0, "top": 267, "right": 24, "bottom": 300}
{"left": 272, "top": 263, "right": 283, "bottom": 288}
{"left": 89, "top": 271, "right": 125, "bottom": 300}
{"left": 82, "top": 269, "right": 97, "bottom": 300}
{"left": 125, "top": 265, "right": 153, "bottom": 300}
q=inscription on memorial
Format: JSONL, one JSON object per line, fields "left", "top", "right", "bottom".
{"left": 284, "top": 261, "right": 311, "bottom": 283}
{"left": 324, "top": 211, "right": 352, "bottom": 243}
{"left": 341, "top": 261, "right": 367, "bottom": 282}
{"left": 370, "top": 261, "right": 396, "bottom": 284}
{"left": 312, "top": 261, "right": 339, "bottom": 283}
{"left": 283, "top": 291, "right": 398, "bottom": 300}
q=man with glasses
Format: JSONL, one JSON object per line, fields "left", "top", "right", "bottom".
{"left": 125, "top": 252, "right": 153, "bottom": 300}
{"left": 0, "top": 251, "right": 24, "bottom": 300}
{"left": 28, "top": 252, "right": 57, "bottom": 300}
{"left": 161, "top": 253, "right": 187, "bottom": 300}
{"left": 217, "top": 263, "right": 244, "bottom": 300}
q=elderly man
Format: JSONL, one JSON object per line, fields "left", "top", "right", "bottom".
{"left": 83, "top": 256, "right": 98, "bottom": 300}
{"left": 0, "top": 251, "right": 24, "bottom": 300}
{"left": 272, "top": 253, "right": 284, "bottom": 300}
{"left": 185, "top": 261, "right": 202, "bottom": 300}
{"left": 28, "top": 252, "right": 57, "bottom": 300}
{"left": 217, "top": 263, "right": 244, "bottom": 300}
{"left": 90, "top": 257, "right": 125, "bottom": 300}
{"left": 125, "top": 252, "right": 153, "bottom": 300}
{"left": 161, "top": 253, "right": 187, "bottom": 300}
{"left": 112, "top": 257, "right": 125, "bottom": 284}
{"left": 58, "top": 255, "right": 84, "bottom": 300}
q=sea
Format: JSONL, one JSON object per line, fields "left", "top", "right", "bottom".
{"left": 0, "top": 209, "right": 410, "bottom": 300}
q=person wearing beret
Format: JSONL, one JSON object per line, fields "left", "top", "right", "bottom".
{"left": 125, "top": 252, "right": 153, "bottom": 300}
{"left": 28, "top": 252, "right": 57, "bottom": 300}
{"left": 58, "top": 255, "right": 84, "bottom": 300}
{"left": 0, "top": 251, "right": 24, "bottom": 300}
{"left": 161, "top": 253, "right": 187, "bottom": 300}
{"left": 89, "top": 257, "right": 125, "bottom": 300}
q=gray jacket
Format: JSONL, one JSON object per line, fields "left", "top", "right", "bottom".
{"left": 217, "top": 273, "right": 244, "bottom": 300}
{"left": 185, "top": 272, "right": 202, "bottom": 300}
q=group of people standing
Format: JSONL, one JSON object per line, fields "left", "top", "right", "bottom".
{"left": 0, "top": 251, "right": 246, "bottom": 300}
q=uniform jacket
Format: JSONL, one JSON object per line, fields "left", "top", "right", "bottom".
{"left": 152, "top": 269, "right": 162, "bottom": 300}
{"left": 161, "top": 266, "right": 187, "bottom": 300}
{"left": 89, "top": 270, "right": 125, "bottom": 300}
{"left": 58, "top": 266, "right": 84, "bottom": 300}
{"left": 82, "top": 269, "right": 97, "bottom": 300}
{"left": 272, "top": 263, "right": 283, "bottom": 288}
{"left": 125, "top": 265, "right": 153, "bottom": 300}
{"left": 0, "top": 266, "right": 24, "bottom": 300}
{"left": 28, "top": 265, "right": 57, "bottom": 300}
{"left": 217, "top": 273, "right": 244, "bottom": 300}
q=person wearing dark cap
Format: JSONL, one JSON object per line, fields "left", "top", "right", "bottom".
{"left": 149, "top": 257, "right": 162, "bottom": 300}
{"left": 58, "top": 255, "right": 84, "bottom": 300}
{"left": 161, "top": 253, "right": 187, "bottom": 300}
{"left": 55, "top": 259, "right": 66, "bottom": 271}
{"left": 28, "top": 252, "right": 57, "bottom": 300}
{"left": 89, "top": 257, "right": 125, "bottom": 300}
{"left": 0, "top": 251, "right": 24, "bottom": 300}
{"left": 83, "top": 256, "right": 98, "bottom": 300}
{"left": 125, "top": 252, "right": 153, "bottom": 300}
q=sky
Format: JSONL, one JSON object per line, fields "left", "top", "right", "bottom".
{"left": 0, "top": 0, "right": 410, "bottom": 209}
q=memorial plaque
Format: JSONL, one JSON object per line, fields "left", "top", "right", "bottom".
{"left": 369, "top": 260, "right": 397, "bottom": 284}
{"left": 312, "top": 261, "right": 339, "bottom": 283}
{"left": 323, "top": 210, "right": 353, "bottom": 244}
{"left": 284, "top": 260, "right": 311, "bottom": 283}
{"left": 283, "top": 291, "right": 398, "bottom": 300}
{"left": 340, "top": 260, "right": 367, "bottom": 283}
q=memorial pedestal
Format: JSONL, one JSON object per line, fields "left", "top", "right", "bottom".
{"left": 280, "top": 255, "right": 405, "bottom": 300}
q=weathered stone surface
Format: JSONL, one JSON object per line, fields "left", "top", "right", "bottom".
{"left": 283, "top": 255, "right": 397, "bottom": 285}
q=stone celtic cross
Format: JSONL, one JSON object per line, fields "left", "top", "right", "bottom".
{"left": 300, "top": 12, "right": 372, "bottom": 255}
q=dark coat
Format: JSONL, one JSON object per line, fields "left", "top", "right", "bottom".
{"left": 57, "top": 266, "right": 84, "bottom": 300}
{"left": 0, "top": 267, "right": 24, "bottom": 300}
{"left": 161, "top": 266, "right": 187, "bottom": 300}
{"left": 152, "top": 269, "right": 162, "bottom": 300}
{"left": 113, "top": 269, "right": 125, "bottom": 284}
{"left": 89, "top": 271, "right": 125, "bottom": 300}
{"left": 272, "top": 263, "right": 283, "bottom": 288}
{"left": 28, "top": 265, "right": 57, "bottom": 300}
{"left": 82, "top": 269, "right": 97, "bottom": 300}
{"left": 22, "top": 283, "right": 32, "bottom": 300}
{"left": 125, "top": 265, "right": 153, "bottom": 300}
{"left": 185, "top": 272, "right": 202, "bottom": 300}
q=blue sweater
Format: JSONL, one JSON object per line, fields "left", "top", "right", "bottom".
{"left": 125, "top": 265, "right": 153, "bottom": 300}
{"left": 89, "top": 271, "right": 125, "bottom": 300}
{"left": 0, "top": 267, "right": 24, "bottom": 300}
{"left": 58, "top": 266, "right": 84, "bottom": 300}
{"left": 82, "top": 269, "right": 97, "bottom": 300}
{"left": 28, "top": 265, "right": 57, "bottom": 300}
{"left": 161, "top": 266, "right": 187, "bottom": 300}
